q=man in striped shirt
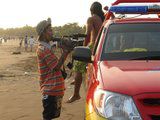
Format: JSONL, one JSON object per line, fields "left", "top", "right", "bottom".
{"left": 36, "top": 18, "right": 70, "bottom": 120}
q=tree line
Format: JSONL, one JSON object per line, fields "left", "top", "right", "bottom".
{"left": 0, "top": 23, "right": 86, "bottom": 39}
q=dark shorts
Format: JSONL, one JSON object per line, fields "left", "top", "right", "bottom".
{"left": 42, "top": 95, "right": 63, "bottom": 120}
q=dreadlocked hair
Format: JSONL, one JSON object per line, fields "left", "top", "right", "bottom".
{"left": 90, "top": 2, "right": 105, "bottom": 22}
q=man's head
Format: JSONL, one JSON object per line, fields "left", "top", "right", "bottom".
{"left": 90, "top": 1, "right": 105, "bottom": 21}
{"left": 90, "top": 2, "right": 102, "bottom": 13}
{"left": 36, "top": 18, "right": 53, "bottom": 42}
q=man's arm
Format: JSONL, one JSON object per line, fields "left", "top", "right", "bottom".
{"left": 54, "top": 50, "right": 69, "bottom": 71}
{"left": 43, "top": 48, "right": 69, "bottom": 72}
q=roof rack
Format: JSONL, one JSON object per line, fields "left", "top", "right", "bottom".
{"left": 105, "top": 0, "right": 160, "bottom": 20}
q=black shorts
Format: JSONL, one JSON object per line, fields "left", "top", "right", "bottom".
{"left": 42, "top": 95, "right": 63, "bottom": 120}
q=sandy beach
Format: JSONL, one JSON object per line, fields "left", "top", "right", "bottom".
{"left": 0, "top": 40, "right": 85, "bottom": 120}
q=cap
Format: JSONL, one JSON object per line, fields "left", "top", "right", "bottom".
{"left": 36, "top": 18, "right": 51, "bottom": 36}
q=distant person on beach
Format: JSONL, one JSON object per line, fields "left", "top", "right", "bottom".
{"left": 0, "top": 39, "right": 2, "bottom": 44}
{"left": 19, "top": 37, "right": 23, "bottom": 49}
{"left": 28, "top": 36, "right": 35, "bottom": 52}
{"left": 36, "top": 18, "right": 71, "bottom": 120}
{"left": 24, "top": 35, "right": 28, "bottom": 52}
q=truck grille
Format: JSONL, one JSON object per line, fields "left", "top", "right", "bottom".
{"left": 143, "top": 99, "right": 160, "bottom": 106}
{"left": 133, "top": 93, "right": 160, "bottom": 120}
{"left": 150, "top": 115, "right": 160, "bottom": 120}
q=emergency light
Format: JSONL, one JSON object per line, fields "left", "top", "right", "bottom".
{"left": 109, "top": 5, "right": 160, "bottom": 14}
{"left": 112, "top": 0, "right": 160, "bottom": 5}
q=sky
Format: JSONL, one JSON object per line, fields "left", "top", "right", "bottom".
{"left": 0, "top": 0, "right": 115, "bottom": 29}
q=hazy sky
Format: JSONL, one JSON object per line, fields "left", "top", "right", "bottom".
{"left": 0, "top": 0, "right": 115, "bottom": 28}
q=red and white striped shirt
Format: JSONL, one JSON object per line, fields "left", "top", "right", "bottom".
{"left": 37, "top": 41, "right": 65, "bottom": 96}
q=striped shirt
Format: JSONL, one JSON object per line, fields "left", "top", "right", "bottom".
{"left": 37, "top": 41, "right": 64, "bottom": 96}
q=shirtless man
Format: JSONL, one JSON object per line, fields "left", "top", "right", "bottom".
{"left": 67, "top": 1, "right": 105, "bottom": 103}
{"left": 85, "top": 2, "right": 104, "bottom": 46}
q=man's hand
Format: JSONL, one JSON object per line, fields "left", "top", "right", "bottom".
{"left": 54, "top": 49, "right": 70, "bottom": 71}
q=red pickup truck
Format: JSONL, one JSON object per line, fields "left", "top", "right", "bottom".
{"left": 73, "top": 0, "right": 160, "bottom": 120}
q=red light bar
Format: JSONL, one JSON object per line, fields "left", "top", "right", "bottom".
{"left": 112, "top": 0, "right": 160, "bottom": 5}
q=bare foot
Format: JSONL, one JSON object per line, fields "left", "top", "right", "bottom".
{"left": 66, "top": 95, "right": 81, "bottom": 103}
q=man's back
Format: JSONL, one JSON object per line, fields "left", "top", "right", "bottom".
{"left": 87, "top": 14, "right": 103, "bottom": 45}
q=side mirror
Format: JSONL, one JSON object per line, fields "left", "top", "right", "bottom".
{"left": 72, "top": 46, "right": 92, "bottom": 63}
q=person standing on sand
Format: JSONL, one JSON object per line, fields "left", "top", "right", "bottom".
{"left": 19, "top": 37, "right": 23, "bottom": 49}
{"left": 36, "top": 18, "right": 71, "bottom": 120}
{"left": 67, "top": 1, "right": 105, "bottom": 103}
{"left": 28, "top": 36, "right": 35, "bottom": 52}
{"left": 24, "top": 35, "right": 28, "bottom": 52}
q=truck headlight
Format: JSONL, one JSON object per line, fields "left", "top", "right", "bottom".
{"left": 93, "top": 89, "right": 142, "bottom": 120}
